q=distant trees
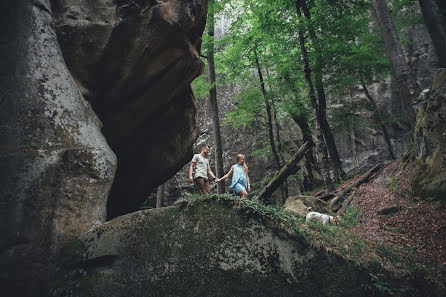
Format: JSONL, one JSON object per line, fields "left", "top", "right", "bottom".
{"left": 190, "top": 0, "right": 436, "bottom": 203}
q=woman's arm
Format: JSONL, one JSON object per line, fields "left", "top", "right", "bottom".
{"left": 247, "top": 172, "right": 251, "bottom": 191}
{"left": 216, "top": 166, "right": 233, "bottom": 183}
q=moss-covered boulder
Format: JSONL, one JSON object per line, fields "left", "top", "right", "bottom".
{"left": 412, "top": 68, "right": 446, "bottom": 200}
{"left": 53, "top": 200, "right": 373, "bottom": 297}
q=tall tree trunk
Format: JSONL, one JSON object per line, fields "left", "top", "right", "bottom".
{"left": 156, "top": 183, "right": 165, "bottom": 208}
{"left": 297, "top": 28, "right": 335, "bottom": 193}
{"left": 370, "top": 0, "right": 418, "bottom": 130}
{"left": 361, "top": 83, "right": 396, "bottom": 159}
{"left": 436, "top": 0, "right": 446, "bottom": 26}
{"left": 282, "top": 74, "right": 318, "bottom": 191}
{"left": 289, "top": 112, "right": 318, "bottom": 191}
{"left": 253, "top": 48, "right": 286, "bottom": 203}
{"left": 207, "top": 2, "right": 225, "bottom": 194}
{"left": 266, "top": 67, "right": 289, "bottom": 201}
{"left": 298, "top": 0, "right": 346, "bottom": 181}
{"left": 348, "top": 88, "right": 359, "bottom": 172}
{"left": 418, "top": 0, "right": 446, "bottom": 67}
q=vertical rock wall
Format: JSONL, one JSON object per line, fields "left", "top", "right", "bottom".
{"left": 0, "top": 0, "right": 116, "bottom": 295}
{"left": 1, "top": 0, "right": 208, "bottom": 295}
{"left": 51, "top": 0, "right": 208, "bottom": 219}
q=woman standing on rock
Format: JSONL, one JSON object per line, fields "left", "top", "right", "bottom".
{"left": 216, "top": 154, "right": 251, "bottom": 198}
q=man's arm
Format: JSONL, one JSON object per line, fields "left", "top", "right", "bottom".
{"left": 216, "top": 166, "right": 233, "bottom": 183}
{"left": 207, "top": 166, "right": 216, "bottom": 180}
{"left": 189, "top": 162, "right": 196, "bottom": 183}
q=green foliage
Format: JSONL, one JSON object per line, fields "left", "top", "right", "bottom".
{"left": 191, "top": 74, "right": 211, "bottom": 100}
{"left": 339, "top": 206, "right": 363, "bottom": 228}
{"left": 223, "top": 88, "right": 263, "bottom": 128}
{"left": 370, "top": 273, "right": 393, "bottom": 294}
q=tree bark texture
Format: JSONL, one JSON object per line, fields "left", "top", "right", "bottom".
{"left": 297, "top": 27, "right": 335, "bottom": 193}
{"left": 254, "top": 49, "right": 282, "bottom": 171}
{"left": 299, "top": 0, "right": 346, "bottom": 180}
{"left": 418, "top": 0, "right": 446, "bottom": 67}
{"left": 156, "top": 183, "right": 165, "bottom": 208}
{"left": 361, "top": 84, "right": 396, "bottom": 159}
{"left": 370, "top": 0, "right": 418, "bottom": 130}
{"left": 207, "top": 4, "right": 225, "bottom": 194}
{"left": 256, "top": 142, "right": 310, "bottom": 202}
{"left": 271, "top": 98, "right": 289, "bottom": 202}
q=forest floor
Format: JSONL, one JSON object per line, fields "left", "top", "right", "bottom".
{"left": 336, "top": 159, "right": 446, "bottom": 288}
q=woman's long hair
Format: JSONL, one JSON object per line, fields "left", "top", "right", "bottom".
{"left": 236, "top": 154, "right": 248, "bottom": 173}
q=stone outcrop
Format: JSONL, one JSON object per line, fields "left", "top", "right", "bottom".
{"left": 0, "top": 0, "right": 116, "bottom": 295}
{"left": 52, "top": 201, "right": 372, "bottom": 297}
{"left": 411, "top": 68, "right": 446, "bottom": 200}
{"left": 332, "top": 22, "right": 440, "bottom": 174}
{"left": 51, "top": 0, "right": 208, "bottom": 218}
{"left": 0, "top": 0, "right": 207, "bottom": 295}
{"left": 284, "top": 195, "right": 329, "bottom": 217}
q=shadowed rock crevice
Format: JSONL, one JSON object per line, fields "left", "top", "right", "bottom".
{"left": 51, "top": 0, "right": 208, "bottom": 218}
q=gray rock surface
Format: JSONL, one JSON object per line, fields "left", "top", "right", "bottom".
{"left": 51, "top": 0, "right": 208, "bottom": 218}
{"left": 411, "top": 68, "right": 446, "bottom": 200}
{"left": 0, "top": 0, "right": 116, "bottom": 295}
{"left": 0, "top": 0, "right": 207, "bottom": 295}
{"left": 52, "top": 201, "right": 372, "bottom": 297}
{"left": 335, "top": 22, "right": 440, "bottom": 174}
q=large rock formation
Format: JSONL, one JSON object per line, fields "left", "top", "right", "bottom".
{"left": 52, "top": 200, "right": 373, "bottom": 297}
{"left": 0, "top": 0, "right": 207, "bottom": 295}
{"left": 411, "top": 68, "right": 446, "bottom": 200}
{"left": 51, "top": 0, "right": 208, "bottom": 218}
{"left": 0, "top": 1, "right": 116, "bottom": 295}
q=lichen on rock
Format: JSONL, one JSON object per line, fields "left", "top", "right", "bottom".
{"left": 52, "top": 200, "right": 374, "bottom": 297}
{"left": 411, "top": 68, "right": 446, "bottom": 200}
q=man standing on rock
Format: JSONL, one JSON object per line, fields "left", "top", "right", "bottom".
{"left": 188, "top": 144, "right": 216, "bottom": 194}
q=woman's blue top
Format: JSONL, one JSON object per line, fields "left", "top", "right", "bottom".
{"left": 231, "top": 163, "right": 247, "bottom": 188}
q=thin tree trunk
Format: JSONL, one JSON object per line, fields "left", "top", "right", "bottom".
{"left": 348, "top": 88, "right": 359, "bottom": 172}
{"left": 361, "top": 83, "right": 396, "bottom": 159}
{"left": 282, "top": 74, "right": 319, "bottom": 191}
{"left": 289, "top": 113, "right": 318, "bottom": 191}
{"left": 299, "top": 0, "right": 346, "bottom": 181}
{"left": 156, "top": 183, "right": 165, "bottom": 208}
{"left": 271, "top": 98, "right": 289, "bottom": 202}
{"left": 207, "top": 3, "right": 225, "bottom": 194}
{"left": 253, "top": 49, "right": 282, "bottom": 171}
{"left": 370, "top": 0, "right": 418, "bottom": 130}
{"left": 418, "top": 0, "right": 446, "bottom": 67}
{"left": 266, "top": 67, "right": 289, "bottom": 201}
{"left": 253, "top": 48, "right": 286, "bottom": 203}
{"left": 297, "top": 28, "right": 334, "bottom": 193}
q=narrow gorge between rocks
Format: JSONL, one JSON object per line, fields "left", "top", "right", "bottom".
{"left": 1, "top": 1, "right": 445, "bottom": 297}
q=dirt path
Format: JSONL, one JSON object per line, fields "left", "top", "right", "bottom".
{"left": 345, "top": 160, "right": 446, "bottom": 267}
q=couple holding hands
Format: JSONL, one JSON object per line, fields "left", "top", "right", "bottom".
{"left": 188, "top": 144, "right": 251, "bottom": 198}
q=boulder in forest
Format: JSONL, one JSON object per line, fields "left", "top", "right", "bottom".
{"left": 52, "top": 200, "right": 373, "bottom": 297}
{"left": 284, "top": 195, "right": 329, "bottom": 217}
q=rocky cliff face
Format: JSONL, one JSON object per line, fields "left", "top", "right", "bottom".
{"left": 411, "top": 68, "right": 446, "bottom": 200}
{"left": 51, "top": 0, "right": 207, "bottom": 218}
{"left": 52, "top": 200, "right": 373, "bottom": 297}
{"left": 0, "top": 0, "right": 207, "bottom": 295}
{"left": 334, "top": 23, "right": 440, "bottom": 174}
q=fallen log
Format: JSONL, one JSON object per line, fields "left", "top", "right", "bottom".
{"left": 329, "top": 163, "right": 384, "bottom": 211}
{"left": 256, "top": 141, "right": 310, "bottom": 203}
